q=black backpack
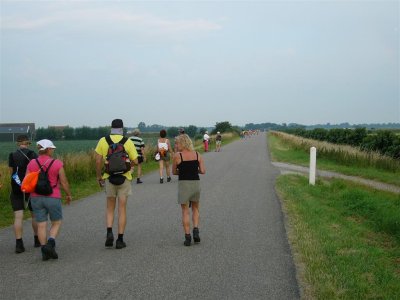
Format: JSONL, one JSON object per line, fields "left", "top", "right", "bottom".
{"left": 105, "top": 136, "right": 131, "bottom": 175}
{"left": 35, "top": 159, "right": 56, "bottom": 195}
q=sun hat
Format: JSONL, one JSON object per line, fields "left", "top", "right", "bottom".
{"left": 179, "top": 128, "right": 185, "bottom": 134}
{"left": 37, "top": 139, "right": 56, "bottom": 150}
{"left": 217, "top": 131, "right": 220, "bottom": 134}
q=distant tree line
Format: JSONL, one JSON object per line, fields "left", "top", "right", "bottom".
{"left": 35, "top": 126, "right": 124, "bottom": 140}
{"left": 283, "top": 127, "right": 400, "bottom": 159}
{"left": 244, "top": 122, "right": 400, "bottom": 131}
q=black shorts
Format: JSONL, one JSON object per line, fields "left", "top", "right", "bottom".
{"left": 138, "top": 156, "right": 144, "bottom": 164}
{"left": 10, "top": 192, "right": 32, "bottom": 212}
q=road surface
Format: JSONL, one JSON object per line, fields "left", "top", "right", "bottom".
{"left": 0, "top": 134, "right": 299, "bottom": 299}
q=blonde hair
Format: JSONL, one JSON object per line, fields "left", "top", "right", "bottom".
{"left": 176, "top": 134, "right": 194, "bottom": 151}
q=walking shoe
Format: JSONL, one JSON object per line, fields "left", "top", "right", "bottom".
{"left": 160, "top": 178, "right": 163, "bottom": 184}
{"left": 41, "top": 246, "right": 50, "bottom": 261}
{"left": 15, "top": 240, "right": 25, "bottom": 254}
{"left": 137, "top": 178, "right": 143, "bottom": 184}
{"left": 34, "top": 236, "right": 40, "bottom": 248}
{"left": 41, "top": 244, "right": 58, "bottom": 260}
{"left": 184, "top": 234, "right": 192, "bottom": 246}
{"left": 193, "top": 228, "right": 200, "bottom": 244}
{"left": 116, "top": 240, "right": 126, "bottom": 249}
{"left": 167, "top": 177, "right": 171, "bottom": 182}
{"left": 105, "top": 232, "right": 114, "bottom": 247}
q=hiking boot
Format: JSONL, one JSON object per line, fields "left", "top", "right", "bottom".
{"left": 116, "top": 239, "right": 126, "bottom": 249}
{"left": 41, "top": 244, "right": 58, "bottom": 260}
{"left": 137, "top": 178, "right": 143, "bottom": 184}
{"left": 184, "top": 234, "right": 191, "bottom": 247}
{"left": 15, "top": 240, "right": 25, "bottom": 254}
{"left": 167, "top": 177, "right": 171, "bottom": 182}
{"left": 41, "top": 247, "right": 50, "bottom": 261}
{"left": 105, "top": 232, "right": 114, "bottom": 247}
{"left": 160, "top": 178, "right": 163, "bottom": 184}
{"left": 34, "top": 236, "right": 40, "bottom": 248}
{"left": 193, "top": 228, "right": 200, "bottom": 244}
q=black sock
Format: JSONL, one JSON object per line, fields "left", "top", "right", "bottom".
{"left": 34, "top": 235, "right": 39, "bottom": 240}
{"left": 16, "top": 238, "right": 23, "bottom": 244}
{"left": 117, "top": 234, "right": 124, "bottom": 241}
{"left": 107, "top": 227, "right": 113, "bottom": 234}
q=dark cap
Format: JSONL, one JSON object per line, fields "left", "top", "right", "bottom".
{"left": 17, "top": 134, "right": 30, "bottom": 143}
{"left": 179, "top": 128, "right": 185, "bottom": 134}
{"left": 111, "top": 119, "right": 124, "bottom": 128}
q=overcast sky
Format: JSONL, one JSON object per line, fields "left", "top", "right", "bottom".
{"left": 1, "top": 0, "right": 399, "bottom": 128}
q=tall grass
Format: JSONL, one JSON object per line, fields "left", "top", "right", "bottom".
{"left": 270, "top": 131, "right": 400, "bottom": 172}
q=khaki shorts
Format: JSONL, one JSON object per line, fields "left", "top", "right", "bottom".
{"left": 105, "top": 178, "right": 132, "bottom": 197}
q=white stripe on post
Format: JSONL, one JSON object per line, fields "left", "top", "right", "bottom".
{"left": 309, "top": 147, "right": 316, "bottom": 185}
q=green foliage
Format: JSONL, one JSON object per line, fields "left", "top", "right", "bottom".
{"left": 284, "top": 127, "right": 400, "bottom": 159}
{"left": 184, "top": 125, "right": 198, "bottom": 137}
{"left": 212, "top": 121, "right": 233, "bottom": 134}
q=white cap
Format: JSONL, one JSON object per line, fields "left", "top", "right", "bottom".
{"left": 37, "top": 139, "right": 56, "bottom": 150}
{"left": 217, "top": 131, "right": 220, "bottom": 134}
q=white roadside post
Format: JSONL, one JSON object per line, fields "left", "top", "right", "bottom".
{"left": 309, "top": 146, "right": 317, "bottom": 185}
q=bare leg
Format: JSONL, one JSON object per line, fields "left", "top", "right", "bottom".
{"left": 37, "top": 222, "right": 47, "bottom": 245}
{"left": 159, "top": 160, "right": 164, "bottom": 178}
{"left": 165, "top": 161, "right": 171, "bottom": 177}
{"left": 191, "top": 202, "right": 200, "bottom": 228}
{"left": 137, "top": 163, "right": 142, "bottom": 178}
{"left": 117, "top": 196, "right": 128, "bottom": 234}
{"left": 13, "top": 210, "right": 24, "bottom": 239}
{"left": 181, "top": 204, "right": 190, "bottom": 234}
{"left": 31, "top": 212, "right": 38, "bottom": 235}
{"left": 49, "top": 220, "right": 61, "bottom": 239}
{"left": 106, "top": 197, "right": 116, "bottom": 228}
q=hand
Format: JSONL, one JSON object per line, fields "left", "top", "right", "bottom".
{"left": 98, "top": 179, "right": 105, "bottom": 187}
{"left": 65, "top": 195, "right": 72, "bottom": 205}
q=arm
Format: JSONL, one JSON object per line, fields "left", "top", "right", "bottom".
{"left": 95, "top": 153, "right": 104, "bottom": 181}
{"left": 172, "top": 153, "right": 180, "bottom": 175}
{"left": 198, "top": 154, "right": 206, "bottom": 174}
{"left": 141, "top": 146, "right": 146, "bottom": 162}
{"left": 59, "top": 167, "right": 72, "bottom": 204}
{"left": 167, "top": 139, "right": 173, "bottom": 155}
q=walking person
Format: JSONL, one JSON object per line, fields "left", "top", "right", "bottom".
{"left": 8, "top": 134, "right": 39, "bottom": 253}
{"left": 215, "top": 131, "right": 222, "bottom": 152}
{"left": 26, "top": 139, "right": 72, "bottom": 261}
{"left": 172, "top": 134, "right": 206, "bottom": 246}
{"left": 157, "top": 129, "right": 172, "bottom": 183}
{"left": 203, "top": 131, "right": 210, "bottom": 152}
{"left": 130, "top": 129, "right": 146, "bottom": 184}
{"left": 95, "top": 119, "right": 138, "bottom": 249}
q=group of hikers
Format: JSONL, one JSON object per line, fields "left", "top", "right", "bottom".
{"left": 6, "top": 119, "right": 212, "bottom": 261}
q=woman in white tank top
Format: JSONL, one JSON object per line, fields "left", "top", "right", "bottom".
{"left": 157, "top": 129, "right": 172, "bottom": 183}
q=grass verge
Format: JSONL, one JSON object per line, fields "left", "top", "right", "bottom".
{"left": 268, "top": 132, "right": 400, "bottom": 186}
{"left": 276, "top": 174, "right": 400, "bottom": 299}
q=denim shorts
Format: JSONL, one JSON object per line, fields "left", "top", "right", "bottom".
{"left": 31, "top": 197, "right": 63, "bottom": 222}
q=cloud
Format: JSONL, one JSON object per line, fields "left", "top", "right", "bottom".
{"left": 1, "top": 7, "right": 222, "bottom": 35}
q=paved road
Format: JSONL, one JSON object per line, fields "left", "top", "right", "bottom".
{"left": 0, "top": 134, "right": 299, "bottom": 299}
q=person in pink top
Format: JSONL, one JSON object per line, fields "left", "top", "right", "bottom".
{"left": 26, "top": 139, "right": 72, "bottom": 261}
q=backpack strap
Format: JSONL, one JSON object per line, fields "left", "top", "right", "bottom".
{"left": 105, "top": 135, "right": 113, "bottom": 146}
{"left": 35, "top": 158, "right": 56, "bottom": 173}
{"left": 106, "top": 135, "right": 128, "bottom": 145}
{"left": 119, "top": 136, "right": 128, "bottom": 145}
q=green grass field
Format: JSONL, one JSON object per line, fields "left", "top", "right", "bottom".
{"left": 276, "top": 174, "right": 400, "bottom": 299}
{"left": 268, "top": 133, "right": 400, "bottom": 186}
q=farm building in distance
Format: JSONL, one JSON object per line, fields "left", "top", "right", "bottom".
{"left": 0, "top": 123, "right": 36, "bottom": 142}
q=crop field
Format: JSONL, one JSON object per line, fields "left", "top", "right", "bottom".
{"left": 0, "top": 138, "right": 160, "bottom": 162}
